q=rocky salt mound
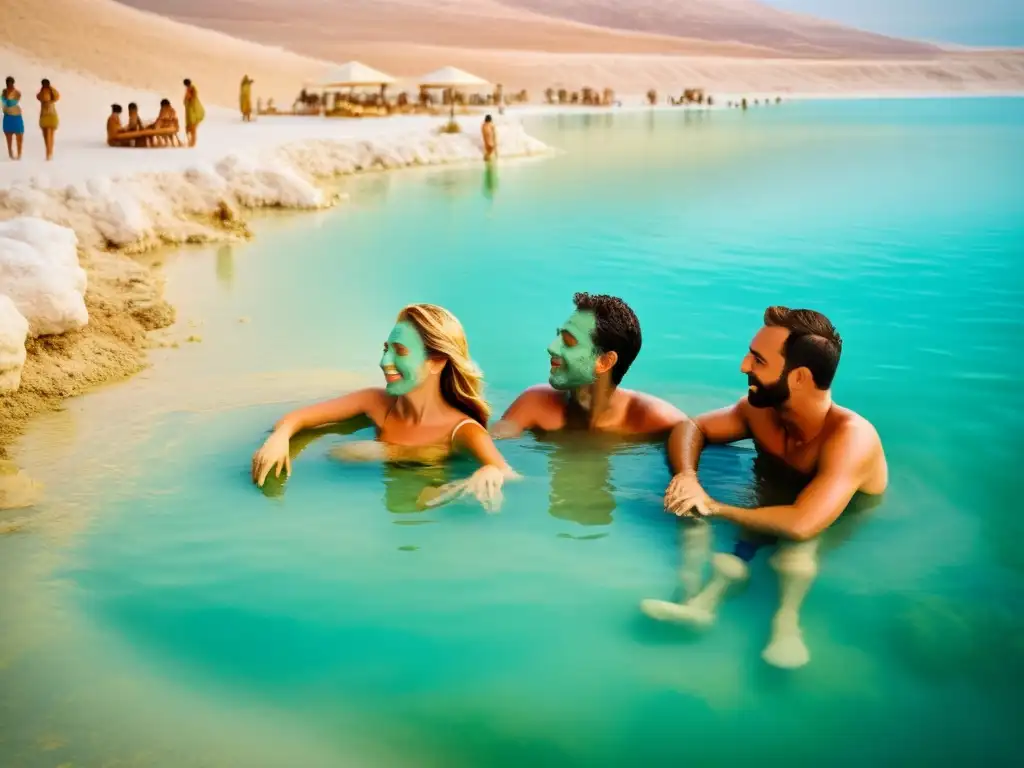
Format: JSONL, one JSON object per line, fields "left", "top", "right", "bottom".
{"left": 0, "top": 296, "right": 29, "bottom": 392}
{"left": 0, "top": 218, "right": 89, "bottom": 393}
{"left": 0, "top": 123, "right": 551, "bottom": 252}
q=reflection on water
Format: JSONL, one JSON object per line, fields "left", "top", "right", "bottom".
{"left": 425, "top": 169, "right": 475, "bottom": 199}
{"left": 381, "top": 460, "right": 452, "bottom": 515}
{"left": 540, "top": 432, "right": 620, "bottom": 527}
{"left": 483, "top": 162, "right": 498, "bottom": 200}
{"left": 256, "top": 419, "right": 370, "bottom": 499}
{"left": 255, "top": 419, "right": 459, "bottom": 517}
{"left": 346, "top": 171, "right": 393, "bottom": 206}
{"left": 216, "top": 244, "right": 235, "bottom": 287}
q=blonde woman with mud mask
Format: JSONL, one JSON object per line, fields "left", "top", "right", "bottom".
{"left": 251, "top": 303, "right": 518, "bottom": 511}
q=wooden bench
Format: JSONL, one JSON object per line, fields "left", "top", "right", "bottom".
{"left": 256, "top": 108, "right": 321, "bottom": 117}
{"left": 108, "top": 127, "right": 183, "bottom": 148}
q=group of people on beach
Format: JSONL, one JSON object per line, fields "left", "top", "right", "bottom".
{"left": 1, "top": 75, "right": 207, "bottom": 160}
{"left": 105, "top": 79, "right": 205, "bottom": 149}
{"left": 106, "top": 99, "right": 180, "bottom": 147}
{"left": 251, "top": 294, "right": 888, "bottom": 669}
{"left": 2, "top": 77, "right": 59, "bottom": 161}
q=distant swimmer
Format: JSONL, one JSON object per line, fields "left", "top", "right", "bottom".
{"left": 643, "top": 306, "right": 888, "bottom": 669}
{"left": 493, "top": 292, "right": 687, "bottom": 439}
{"left": 251, "top": 303, "right": 518, "bottom": 512}
{"left": 482, "top": 114, "right": 497, "bottom": 161}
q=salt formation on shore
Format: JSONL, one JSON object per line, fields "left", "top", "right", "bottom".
{"left": 0, "top": 219, "right": 88, "bottom": 393}
{"left": 0, "top": 124, "right": 550, "bottom": 252}
{"left": 0, "top": 218, "right": 88, "bottom": 336}
{"left": 0, "top": 296, "right": 29, "bottom": 393}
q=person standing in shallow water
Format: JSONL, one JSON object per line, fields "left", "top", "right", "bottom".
{"left": 251, "top": 303, "right": 518, "bottom": 511}
{"left": 37, "top": 78, "right": 59, "bottom": 161}
{"left": 481, "top": 114, "right": 497, "bottom": 161}
{"left": 643, "top": 306, "right": 888, "bottom": 670}
{"left": 2, "top": 76, "right": 24, "bottom": 160}
{"left": 183, "top": 78, "right": 204, "bottom": 147}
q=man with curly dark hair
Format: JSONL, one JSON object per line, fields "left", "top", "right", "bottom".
{"left": 493, "top": 292, "right": 687, "bottom": 437}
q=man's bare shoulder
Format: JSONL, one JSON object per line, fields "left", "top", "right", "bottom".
{"left": 498, "top": 384, "right": 566, "bottom": 433}
{"left": 622, "top": 388, "right": 685, "bottom": 415}
{"left": 621, "top": 388, "right": 688, "bottom": 433}
{"left": 515, "top": 383, "right": 564, "bottom": 404}
{"left": 829, "top": 404, "right": 883, "bottom": 447}
{"left": 506, "top": 384, "right": 566, "bottom": 419}
{"left": 824, "top": 405, "right": 887, "bottom": 492}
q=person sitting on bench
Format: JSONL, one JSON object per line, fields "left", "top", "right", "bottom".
{"left": 147, "top": 98, "right": 180, "bottom": 145}
{"left": 106, "top": 103, "right": 130, "bottom": 147}
{"left": 124, "top": 102, "right": 152, "bottom": 147}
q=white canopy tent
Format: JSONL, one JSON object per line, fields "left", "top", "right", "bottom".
{"left": 417, "top": 66, "right": 490, "bottom": 120}
{"left": 308, "top": 61, "right": 397, "bottom": 90}
{"left": 302, "top": 61, "right": 397, "bottom": 115}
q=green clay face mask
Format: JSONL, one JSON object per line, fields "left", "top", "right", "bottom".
{"left": 547, "top": 309, "right": 599, "bottom": 390}
{"left": 380, "top": 320, "right": 429, "bottom": 395}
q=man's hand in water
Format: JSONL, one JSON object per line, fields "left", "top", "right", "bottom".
{"left": 664, "top": 472, "right": 715, "bottom": 518}
{"left": 252, "top": 429, "right": 292, "bottom": 487}
{"left": 420, "top": 465, "right": 521, "bottom": 513}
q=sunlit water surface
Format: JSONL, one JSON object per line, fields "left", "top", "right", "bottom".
{"left": 2, "top": 99, "right": 1023, "bottom": 767}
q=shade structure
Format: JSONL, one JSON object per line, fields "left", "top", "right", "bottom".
{"left": 417, "top": 66, "right": 489, "bottom": 89}
{"left": 309, "top": 61, "right": 396, "bottom": 89}
{"left": 417, "top": 66, "right": 490, "bottom": 121}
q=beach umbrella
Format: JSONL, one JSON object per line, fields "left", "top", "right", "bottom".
{"left": 417, "top": 66, "right": 490, "bottom": 121}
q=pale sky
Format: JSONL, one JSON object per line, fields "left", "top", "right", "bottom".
{"left": 763, "top": 0, "right": 1024, "bottom": 46}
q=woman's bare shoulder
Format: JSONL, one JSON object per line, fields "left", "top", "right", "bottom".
{"left": 358, "top": 387, "right": 393, "bottom": 420}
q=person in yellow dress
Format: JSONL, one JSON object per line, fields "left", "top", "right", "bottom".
{"left": 183, "top": 78, "right": 204, "bottom": 147}
{"left": 239, "top": 75, "right": 253, "bottom": 122}
{"left": 37, "top": 78, "right": 59, "bottom": 161}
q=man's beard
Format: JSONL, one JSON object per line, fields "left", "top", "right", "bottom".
{"left": 746, "top": 372, "right": 790, "bottom": 409}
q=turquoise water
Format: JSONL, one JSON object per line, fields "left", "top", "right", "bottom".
{"left": 2, "top": 99, "right": 1023, "bottom": 766}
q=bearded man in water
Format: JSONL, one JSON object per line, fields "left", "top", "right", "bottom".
{"left": 642, "top": 306, "right": 888, "bottom": 669}
{"left": 493, "top": 292, "right": 687, "bottom": 438}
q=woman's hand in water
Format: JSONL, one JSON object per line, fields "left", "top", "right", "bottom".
{"left": 421, "top": 465, "right": 521, "bottom": 513}
{"left": 252, "top": 429, "right": 292, "bottom": 487}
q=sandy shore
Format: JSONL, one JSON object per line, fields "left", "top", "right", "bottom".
{"left": 5, "top": 0, "right": 1024, "bottom": 110}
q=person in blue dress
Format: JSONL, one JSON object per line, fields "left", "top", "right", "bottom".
{"left": 2, "top": 76, "right": 25, "bottom": 160}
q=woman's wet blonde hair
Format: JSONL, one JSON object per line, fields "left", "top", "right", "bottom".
{"left": 396, "top": 303, "right": 490, "bottom": 426}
